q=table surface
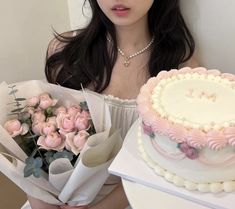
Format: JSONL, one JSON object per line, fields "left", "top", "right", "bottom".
{"left": 122, "top": 179, "right": 210, "bottom": 209}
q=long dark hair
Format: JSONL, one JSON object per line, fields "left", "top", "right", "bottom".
{"left": 45, "top": 0, "right": 195, "bottom": 92}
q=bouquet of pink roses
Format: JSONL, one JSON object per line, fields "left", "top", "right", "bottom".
{"left": 0, "top": 80, "right": 122, "bottom": 207}
{"left": 4, "top": 86, "right": 95, "bottom": 178}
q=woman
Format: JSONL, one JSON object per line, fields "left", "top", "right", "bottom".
{"left": 28, "top": 0, "right": 197, "bottom": 208}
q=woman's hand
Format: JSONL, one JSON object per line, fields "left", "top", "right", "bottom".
{"left": 60, "top": 205, "right": 88, "bottom": 209}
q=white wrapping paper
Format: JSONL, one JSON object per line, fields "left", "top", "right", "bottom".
{"left": 0, "top": 80, "right": 123, "bottom": 206}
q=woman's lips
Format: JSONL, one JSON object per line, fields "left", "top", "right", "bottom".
{"left": 111, "top": 5, "right": 130, "bottom": 17}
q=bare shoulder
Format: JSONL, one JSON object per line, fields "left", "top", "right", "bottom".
{"left": 47, "top": 30, "right": 77, "bottom": 58}
{"left": 179, "top": 55, "right": 199, "bottom": 68}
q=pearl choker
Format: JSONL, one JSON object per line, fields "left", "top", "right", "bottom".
{"left": 108, "top": 36, "right": 154, "bottom": 67}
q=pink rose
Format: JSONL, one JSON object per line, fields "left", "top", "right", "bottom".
{"left": 56, "top": 114, "right": 75, "bottom": 135}
{"left": 32, "top": 111, "right": 46, "bottom": 123}
{"left": 65, "top": 131, "right": 89, "bottom": 155}
{"left": 42, "top": 122, "right": 56, "bottom": 135}
{"left": 81, "top": 110, "right": 91, "bottom": 119}
{"left": 27, "top": 96, "right": 39, "bottom": 107}
{"left": 38, "top": 93, "right": 57, "bottom": 109}
{"left": 67, "top": 105, "right": 81, "bottom": 116}
{"left": 25, "top": 106, "right": 35, "bottom": 115}
{"left": 74, "top": 113, "right": 90, "bottom": 131}
{"left": 54, "top": 106, "right": 67, "bottom": 116}
{"left": 46, "top": 116, "right": 57, "bottom": 126}
{"left": 4, "top": 119, "right": 29, "bottom": 137}
{"left": 37, "top": 132, "right": 65, "bottom": 151}
{"left": 32, "top": 122, "right": 45, "bottom": 135}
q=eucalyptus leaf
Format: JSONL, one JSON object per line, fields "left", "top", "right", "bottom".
{"left": 24, "top": 157, "right": 43, "bottom": 178}
{"left": 54, "top": 150, "right": 74, "bottom": 161}
{"left": 7, "top": 113, "right": 19, "bottom": 116}
{"left": 15, "top": 98, "right": 26, "bottom": 101}
{"left": 14, "top": 103, "right": 22, "bottom": 107}
{"left": 11, "top": 107, "right": 24, "bottom": 113}
{"left": 33, "top": 168, "right": 41, "bottom": 178}
{"left": 25, "top": 157, "right": 34, "bottom": 164}
{"left": 24, "top": 165, "right": 35, "bottom": 177}
{"left": 34, "top": 157, "right": 43, "bottom": 167}
{"left": 9, "top": 89, "right": 18, "bottom": 95}
{"left": 44, "top": 151, "right": 55, "bottom": 164}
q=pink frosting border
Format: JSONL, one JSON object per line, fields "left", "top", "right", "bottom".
{"left": 137, "top": 67, "right": 235, "bottom": 151}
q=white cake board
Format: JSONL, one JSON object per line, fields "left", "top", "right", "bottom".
{"left": 109, "top": 120, "right": 235, "bottom": 209}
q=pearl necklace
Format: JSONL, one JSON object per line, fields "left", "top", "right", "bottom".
{"left": 108, "top": 36, "right": 155, "bottom": 67}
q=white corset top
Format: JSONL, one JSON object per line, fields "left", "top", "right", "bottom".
{"left": 87, "top": 91, "right": 138, "bottom": 139}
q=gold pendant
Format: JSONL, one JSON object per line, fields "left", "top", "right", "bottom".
{"left": 124, "top": 57, "right": 130, "bottom": 67}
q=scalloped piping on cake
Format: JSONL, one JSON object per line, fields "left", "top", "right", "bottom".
{"left": 137, "top": 127, "right": 235, "bottom": 193}
{"left": 137, "top": 67, "right": 235, "bottom": 150}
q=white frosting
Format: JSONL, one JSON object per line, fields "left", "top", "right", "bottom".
{"left": 151, "top": 74, "right": 235, "bottom": 130}
{"left": 138, "top": 125, "right": 235, "bottom": 192}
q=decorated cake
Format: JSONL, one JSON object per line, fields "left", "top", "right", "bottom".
{"left": 137, "top": 67, "right": 235, "bottom": 193}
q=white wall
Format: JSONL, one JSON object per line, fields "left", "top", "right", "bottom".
{"left": 69, "top": 0, "right": 235, "bottom": 73}
{"left": 67, "top": 0, "right": 91, "bottom": 29}
{"left": 181, "top": 0, "right": 235, "bottom": 73}
{"left": 0, "top": 0, "right": 71, "bottom": 83}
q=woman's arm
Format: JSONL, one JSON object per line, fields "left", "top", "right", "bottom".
{"left": 27, "top": 195, "right": 60, "bottom": 209}
{"left": 89, "top": 183, "right": 129, "bottom": 209}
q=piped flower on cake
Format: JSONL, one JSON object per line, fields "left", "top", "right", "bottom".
{"left": 177, "top": 142, "right": 199, "bottom": 160}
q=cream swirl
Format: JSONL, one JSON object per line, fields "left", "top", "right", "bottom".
{"left": 221, "top": 73, "right": 235, "bottom": 81}
{"left": 207, "top": 130, "right": 227, "bottom": 150}
{"left": 168, "top": 69, "right": 178, "bottom": 76}
{"left": 157, "top": 70, "right": 168, "bottom": 79}
{"left": 151, "top": 117, "right": 170, "bottom": 136}
{"left": 224, "top": 127, "right": 235, "bottom": 146}
{"left": 145, "top": 76, "right": 160, "bottom": 90}
{"left": 193, "top": 67, "right": 207, "bottom": 74}
{"left": 187, "top": 129, "right": 206, "bottom": 148}
{"left": 206, "top": 69, "right": 221, "bottom": 76}
{"left": 168, "top": 123, "right": 186, "bottom": 143}
{"left": 177, "top": 67, "right": 192, "bottom": 74}
{"left": 137, "top": 102, "right": 151, "bottom": 116}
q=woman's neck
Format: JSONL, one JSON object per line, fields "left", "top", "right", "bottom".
{"left": 115, "top": 15, "right": 151, "bottom": 54}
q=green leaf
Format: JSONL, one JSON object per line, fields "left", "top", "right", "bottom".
{"left": 44, "top": 151, "right": 55, "bottom": 164}
{"left": 9, "top": 89, "right": 18, "bottom": 95}
{"left": 24, "top": 165, "right": 34, "bottom": 177}
{"left": 25, "top": 157, "right": 34, "bottom": 165}
{"left": 11, "top": 107, "right": 24, "bottom": 113}
{"left": 14, "top": 103, "right": 22, "bottom": 107}
{"left": 54, "top": 150, "right": 74, "bottom": 161}
{"left": 15, "top": 98, "right": 26, "bottom": 101}
{"left": 33, "top": 168, "right": 41, "bottom": 178}
{"left": 24, "top": 157, "right": 43, "bottom": 178}
{"left": 80, "top": 101, "right": 89, "bottom": 111}
{"left": 45, "top": 107, "right": 53, "bottom": 117}
{"left": 34, "top": 157, "right": 43, "bottom": 167}
{"left": 7, "top": 113, "right": 19, "bottom": 116}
